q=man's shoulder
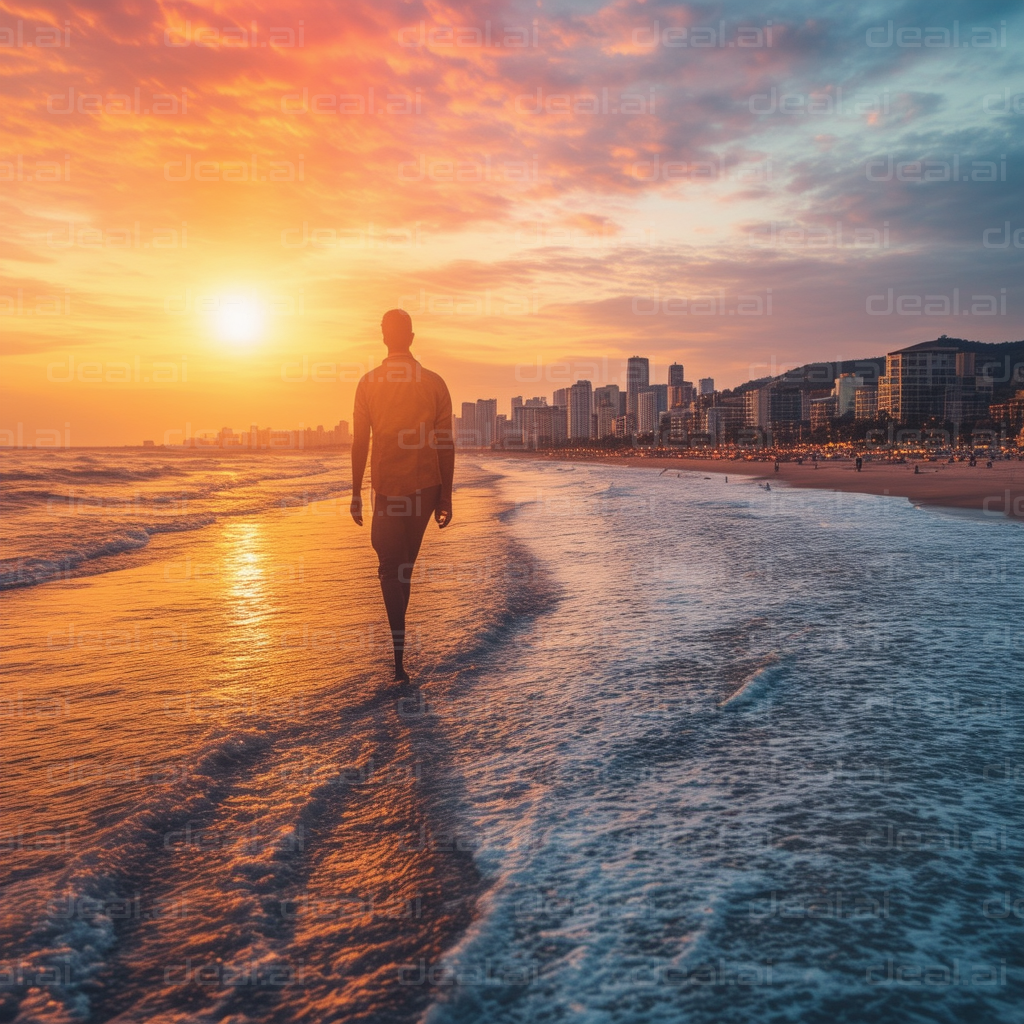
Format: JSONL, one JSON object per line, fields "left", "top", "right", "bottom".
{"left": 358, "top": 361, "right": 387, "bottom": 386}
{"left": 358, "top": 358, "right": 448, "bottom": 393}
{"left": 417, "top": 364, "right": 450, "bottom": 392}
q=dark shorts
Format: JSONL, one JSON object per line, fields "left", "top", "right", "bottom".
{"left": 370, "top": 486, "right": 440, "bottom": 584}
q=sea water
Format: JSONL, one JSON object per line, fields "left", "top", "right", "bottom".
{"left": 0, "top": 450, "right": 1020, "bottom": 1024}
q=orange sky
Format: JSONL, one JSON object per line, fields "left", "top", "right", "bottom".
{"left": 2, "top": 0, "right": 1022, "bottom": 444}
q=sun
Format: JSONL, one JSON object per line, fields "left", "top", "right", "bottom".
{"left": 215, "top": 293, "right": 264, "bottom": 345}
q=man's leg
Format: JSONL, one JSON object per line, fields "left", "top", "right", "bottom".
{"left": 371, "top": 494, "right": 415, "bottom": 681}
{"left": 398, "top": 486, "right": 441, "bottom": 616}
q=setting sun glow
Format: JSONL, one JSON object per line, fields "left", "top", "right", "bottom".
{"left": 215, "top": 294, "right": 264, "bottom": 346}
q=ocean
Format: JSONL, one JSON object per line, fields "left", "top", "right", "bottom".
{"left": 0, "top": 449, "right": 1021, "bottom": 1024}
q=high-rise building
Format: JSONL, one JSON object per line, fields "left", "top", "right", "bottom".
{"left": 855, "top": 386, "right": 879, "bottom": 420}
{"left": 744, "top": 386, "right": 770, "bottom": 428}
{"left": 944, "top": 352, "right": 993, "bottom": 422}
{"left": 768, "top": 386, "right": 806, "bottom": 427}
{"left": 810, "top": 396, "right": 838, "bottom": 430}
{"left": 706, "top": 406, "right": 725, "bottom": 444}
{"left": 459, "top": 401, "right": 478, "bottom": 446}
{"left": 551, "top": 405, "right": 568, "bottom": 443}
{"left": 567, "top": 380, "right": 594, "bottom": 440}
{"left": 637, "top": 389, "right": 659, "bottom": 435}
{"left": 512, "top": 397, "right": 557, "bottom": 447}
{"left": 668, "top": 363, "right": 685, "bottom": 387}
{"left": 988, "top": 389, "right": 1024, "bottom": 436}
{"left": 650, "top": 384, "right": 669, "bottom": 415}
{"left": 552, "top": 388, "right": 567, "bottom": 408}
{"left": 669, "top": 382, "right": 696, "bottom": 408}
{"left": 877, "top": 343, "right": 959, "bottom": 422}
{"left": 666, "top": 409, "right": 691, "bottom": 444}
{"left": 699, "top": 377, "right": 715, "bottom": 396}
{"left": 593, "top": 385, "right": 621, "bottom": 438}
{"left": 495, "top": 414, "right": 509, "bottom": 444}
{"left": 511, "top": 396, "right": 523, "bottom": 416}
{"left": 710, "top": 396, "right": 745, "bottom": 439}
{"left": 476, "top": 398, "right": 497, "bottom": 446}
{"left": 833, "top": 373, "right": 865, "bottom": 416}
{"left": 626, "top": 356, "right": 650, "bottom": 421}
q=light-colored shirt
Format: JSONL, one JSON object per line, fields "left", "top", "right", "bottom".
{"left": 354, "top": 355, "right": 452, "bottom": 496}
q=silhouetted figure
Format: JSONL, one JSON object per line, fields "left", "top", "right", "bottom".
{"left": 774, "top": 460, "right": 780, "bottom": 472}
{"left": 914, "top": 464, "right": 920, "bottom": 474}
{"left": 350, "top": 309, "right": 454, "bottom": 683}
{"left": 855, "top": 456, "right": 862, "bottom": 472}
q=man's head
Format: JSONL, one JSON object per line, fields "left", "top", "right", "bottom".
{"left": 381, "top": 308, "right": 414, "bottom": 353}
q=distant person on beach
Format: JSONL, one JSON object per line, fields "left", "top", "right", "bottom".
{"left": 350, "top": 309, "right": 454, "bottom": 683}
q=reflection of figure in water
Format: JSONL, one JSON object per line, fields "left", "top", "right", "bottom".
{"left": 350, "top": 309, "right": 454, "bottom": 683}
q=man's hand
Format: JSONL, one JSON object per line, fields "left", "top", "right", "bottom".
{"left": 434, "top": 493, "right": 453, "bottom": 529}
{"left": 350, "top": 493, "right": 363, "bottom": 526}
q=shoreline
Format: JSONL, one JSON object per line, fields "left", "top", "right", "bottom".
{"left": 489, "top": 450, "right": 1024, "bottom": 522}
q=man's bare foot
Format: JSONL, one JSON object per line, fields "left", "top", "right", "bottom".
{"left": 394, "top": 668, "right": 411, "bottom": 684}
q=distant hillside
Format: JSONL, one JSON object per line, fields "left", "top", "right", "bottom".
{"left": 733, "top": 338, "right": 1024, "bottom": 402}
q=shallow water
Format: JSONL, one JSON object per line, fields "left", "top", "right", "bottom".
{"left": 1, "top": 451, "right": 1021, "bottom": 1023}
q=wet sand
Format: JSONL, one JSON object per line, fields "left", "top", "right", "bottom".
{"left": 497, "top": 452, "right": 1024, "bottom": 521}
{"left": 0, "top": 471, "right": 520, "bottom": 1023}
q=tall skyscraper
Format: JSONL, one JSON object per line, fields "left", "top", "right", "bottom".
{"left": 593, "top": 384, "right": 621, "bottom": 438}
{"left": 476, "top": 398, "right": 497, "bottom": 446}
{"left": 699, "top": 377, "right": 715, "bottom": 396}
{"left": 552, "top": 387, "right": 568, "bottom": 408}
{"left": 460, "top": 401, "right": 477, "bottom": 445}
{"left": 511, "top": 396, "right": 523, "bottom": 416}
{"left": 637, "top": 390, "right": 659, "bottom": 435}
{"left": 567, "top": 380, "right": 594, "bottom": 440}
{"left": 668, "top": 363, "right": 685, "bottom": 387}
{"left": 626, "top": 356, "right": 650, "bottom": 421}
{"left": 494, "top": 413, "right": 509, "bottom": 444}
{"left": 706, "top": 406, "right": 725, "bottom": 444}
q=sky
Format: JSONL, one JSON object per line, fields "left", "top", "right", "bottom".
{"left": 1, "top": 0, "right": 1022, "bottom": 444}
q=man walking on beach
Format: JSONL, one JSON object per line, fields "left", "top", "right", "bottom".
{"left": 350, "top": 309, "right": 454, "bottom": 683}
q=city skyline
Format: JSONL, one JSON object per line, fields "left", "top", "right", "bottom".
{"left": 452, "top": 335, "right": 1024, "bottom": 448}
{"left": 79, "top": 334, "right": 1020, "bottom": 447}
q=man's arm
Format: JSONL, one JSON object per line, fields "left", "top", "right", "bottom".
{"left": 350, "top": 383, "right": 370, "bottom": 526}
{"left": 433, "top": 383, "right": 454, "bottom": 528}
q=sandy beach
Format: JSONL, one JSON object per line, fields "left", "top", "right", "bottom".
{"left": 498, "top": 452, "right": 1024, "bottom": 522}
{"left": 3, "top": 451, "right": 1023, "bottom": 1023}
{"left": 0, "top": 458, "right": 522, "bottom": 1023}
